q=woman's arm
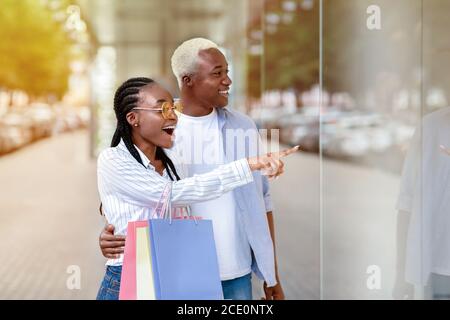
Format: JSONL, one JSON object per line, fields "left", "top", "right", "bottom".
{"left": 98, "top": 146, "right": 297, "bottom": 208}
{"left": 98, "top": 148, "right": 253, "bottom": 208}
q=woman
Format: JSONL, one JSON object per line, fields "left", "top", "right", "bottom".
{"left": 96, "top": 77, "right": 297, "bottom": 300}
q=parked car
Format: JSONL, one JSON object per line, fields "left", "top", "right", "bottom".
{"left": 0, "top": 103, "right": 90, "bottom": 155}
{"left": 0, "top": 113, "right": 33, "bottom": 154}
{"left": 24, "top": 103, "right": 56, "bottom": 140}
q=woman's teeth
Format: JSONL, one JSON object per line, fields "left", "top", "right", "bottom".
{"left": 162, "top": 126, "right": 175, "bottom": 135}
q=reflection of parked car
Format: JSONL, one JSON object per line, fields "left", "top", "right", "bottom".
{"left": 251, "top": 108, "right": 280, "bottom": 130}
{"left": 324, "top": 129, "right": 371, "bottom": 157}
{"left": 322, "top": 112, "right": 395, "bottom": 157}
{"left": 282, "top": 122, "right": 320, "bottom": 153}
{"left": 278, "top": 113, "right": 319, "bottom": 152}
{"left": 273, "top": 109, "right": 415, "bottom": 159}
{"left": 252, "top": 107, "right": 297, "bottom": 131}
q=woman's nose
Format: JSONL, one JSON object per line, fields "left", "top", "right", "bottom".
{"left": 167, "top": 108, "right": 178, "bottom": 120}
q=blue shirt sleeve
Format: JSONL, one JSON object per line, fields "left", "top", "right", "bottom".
{"left": 262, "top": 174, "right": 274, "bottom": 213}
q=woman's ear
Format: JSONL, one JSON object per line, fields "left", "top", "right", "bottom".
{"left": 126, "top": 111, "right": 138, "bottom": 127}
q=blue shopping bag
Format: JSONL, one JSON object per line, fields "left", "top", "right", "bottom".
{"left": 148, "top": 183, "right": 223, "bottom": 300}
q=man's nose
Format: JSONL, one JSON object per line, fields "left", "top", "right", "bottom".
{"left": 223, "top": 75, "right": 232, "bottom": 86}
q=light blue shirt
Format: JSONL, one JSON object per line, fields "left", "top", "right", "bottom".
{"left": 169, "top": 107, "right": 276, "bottom": 286}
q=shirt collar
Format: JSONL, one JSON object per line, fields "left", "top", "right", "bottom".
{"left": 118, "top": 139, "right": 153, "bottom": 169}
{"left": 176, "top": 107, "right": 228, "bottom": 130}
{"left": 216, "top": 107, "right": 229, "bottom": 131}
{"left": 133, "top": 144, "right": 152, "bottom": 168}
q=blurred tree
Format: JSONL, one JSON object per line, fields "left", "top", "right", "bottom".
{"left": 247, "top": 0, "right": 319, "bottom": 104}
{"left": 0, "top": 0, "right": 72, "bottom": 101}
{"left": 246, "top": 51, "right": 263, "bottom": 99}
{"left": 264, "top": 0, "right": 319, "bottom": 93}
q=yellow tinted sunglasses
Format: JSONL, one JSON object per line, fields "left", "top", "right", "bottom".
{"left": 133, "top": 101, "right": 183, "bottom": 119}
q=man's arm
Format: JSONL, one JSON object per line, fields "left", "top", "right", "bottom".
{"left": 263, "top": 211, "right": 285, "bottom": 300}
{"left": 259, "top": 166, "right": 285, "bottom": 299}
{"left": 266, "top": 212, "right": 279, "bottom": 275}
{"left": 99, "top": 224, "right": 125, "bottom": 259}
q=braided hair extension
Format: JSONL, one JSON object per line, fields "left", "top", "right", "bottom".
{"left": 99, "top": 77, "right": 180, "bottom": 215}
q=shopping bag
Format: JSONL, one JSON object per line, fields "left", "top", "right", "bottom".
{"left": 119, "top": 183, "right": 173, "bottom": 300}
{"left": 148, "top": 183, "right": 223, "bottom": 300}
{"left": 135, "top": 222, "right": 156, "bottom": 300}
{"left": 119, "top": 221, "right": 156, "bottom": 300}
{"left": 119, "top": 221, "right": 137, "bottom": 300}
{"left": 119, "top": 182, "right": 215, "bottom": 300}
{"left": 148, "top": 219, "right": 223, "bottom": 300}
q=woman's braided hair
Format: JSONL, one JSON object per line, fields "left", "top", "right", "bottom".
{"left": 99, "top": 77, "right": 180, "bottom": 215}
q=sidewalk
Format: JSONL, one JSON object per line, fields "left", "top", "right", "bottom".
{"left": 0, "top": 130, "right": 105, "bottom": 299}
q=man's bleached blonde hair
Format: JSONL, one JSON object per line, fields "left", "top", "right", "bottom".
{"left": 171, "top": 37, "right": 219, "bottom": 88}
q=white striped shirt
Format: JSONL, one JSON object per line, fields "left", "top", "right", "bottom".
{"left": 97, "top": 140, "right": 253, "bottom": 266}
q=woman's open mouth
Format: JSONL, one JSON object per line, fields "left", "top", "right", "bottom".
{"left": 162, "top": 125, "right": 176, "bottom": 136}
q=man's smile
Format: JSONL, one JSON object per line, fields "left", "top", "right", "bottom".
{"left": 218, "top": 89, "right": 229, "bottom": 97}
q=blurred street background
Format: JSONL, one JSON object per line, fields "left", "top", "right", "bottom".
{"left": 1, "top": 0, "right": 450, "bottom": 299}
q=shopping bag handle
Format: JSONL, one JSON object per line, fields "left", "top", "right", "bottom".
{"left": 160, "top": 182, "right": 198, "bottom": 225}
{"left": 150, "top": 183, "right": 171, "bottom": 219}
{"left": 159, "top": 182, "right": 172, "bottom": 219}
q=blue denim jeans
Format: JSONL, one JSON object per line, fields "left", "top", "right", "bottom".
{"left": 96, "top": 266, "right": 252, "bottom": 300}
{"left": 96, "top": 266, "right": 122, "bottom": 300}
{"left": 221, "top": 273, "right": 253, "bottom": 300}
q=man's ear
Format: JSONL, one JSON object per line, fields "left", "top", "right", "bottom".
{"left": 126, "top": 111, "right": 138, "bottom": 126}
{"left": 182, "top": 75, "right": 193, "bottom": 87}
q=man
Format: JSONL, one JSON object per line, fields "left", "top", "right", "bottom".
{"left": 99, "top": 38, "right": 285, "bottom": 300}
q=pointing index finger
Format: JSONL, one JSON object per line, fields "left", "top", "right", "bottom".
{"left": 278, "top": 145, "right": 300, "bottom": 158}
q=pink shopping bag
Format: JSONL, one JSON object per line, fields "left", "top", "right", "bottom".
{"left": 119, "top": 220, "right": 150, "bottom": 300}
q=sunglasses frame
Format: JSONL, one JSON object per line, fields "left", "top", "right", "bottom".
{"left": 132, "top": 101, "right": 183, "bottom": 119}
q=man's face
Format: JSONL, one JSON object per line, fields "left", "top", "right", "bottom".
{"left": 190, "top": 48, "right": 232, "bottom": 108}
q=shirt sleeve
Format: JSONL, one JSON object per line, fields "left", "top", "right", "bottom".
{"left": 97, "top": 148, "right": 253, "bottom": 208}
{"left": 262, "top": 174, "right": 274, "bottom": 212}
{"left": 246, "top": 115, "right": 274, "bottom": 213}
{"left": 396, "top": 127, "right": 421, "bottom": 213}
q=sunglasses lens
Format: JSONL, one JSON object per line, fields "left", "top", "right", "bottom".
{"left": 161, "top": 101, "right": 182, "bottom": 118}
{"left": 161, "top": 102, "right": 170, "bottom": 118}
